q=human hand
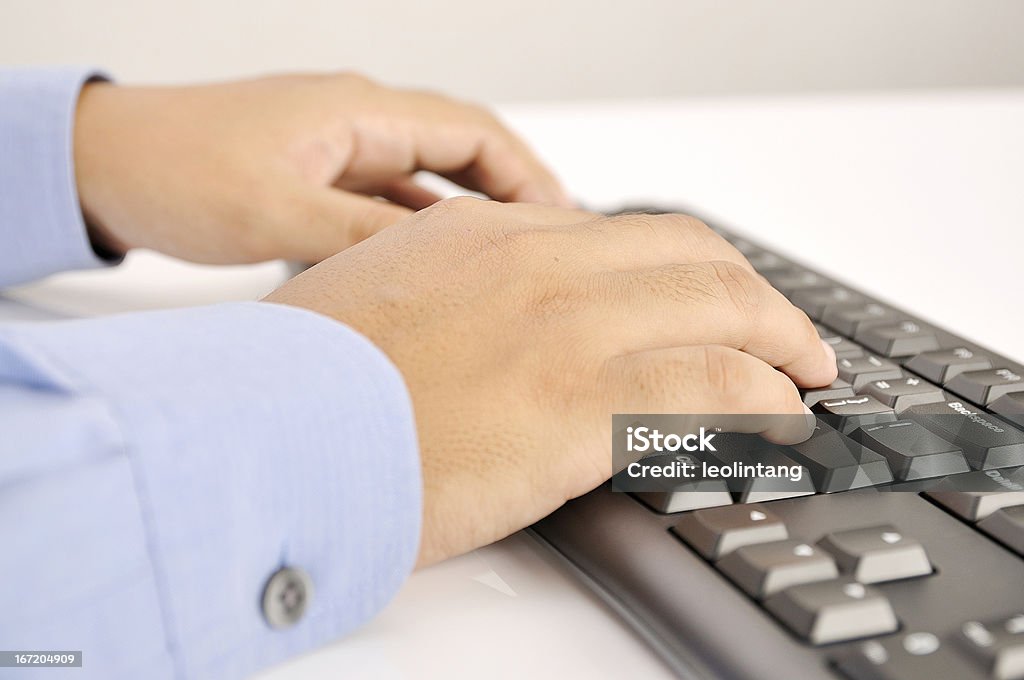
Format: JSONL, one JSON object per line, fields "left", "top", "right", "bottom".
{"left": 264, "top": 199, "right": 837, "bottom": 566}
{"left": 73, "top": 73, "right": 570, "bottom": 263}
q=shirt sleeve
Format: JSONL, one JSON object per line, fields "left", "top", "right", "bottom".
{"left": 0, "top": 66, "right": 115, "bottom": 287}
{"left": 0, "top": 301, "right": 422, "bottom": 680}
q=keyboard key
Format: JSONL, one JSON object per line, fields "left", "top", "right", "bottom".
{"left": 791, "top": 286, "right": 865, "bottom": 319}
{"left": 838, "top": 355, "right": 904, "bottom": 390}
{"left": 726, "top": 236, "right": 760, "bottom": 255}
{"left": 905, "top": 347, "right": 993, "bottom": 384}
{"left": 850, "top": 421, "right": 969, "bottom": 481}
{"left": 977, "top": 505, "right": 1024, "bottom": 556}
{"left": 746, "top": 251, "right": 789, "bottom": 273}
{"left": 813, "top": 394, "right": 897, "bottom": 434}
{"left": 924, "top": 467, "right": 1024, "bottom": 520}
{"left": 620, "top": 450, "right": 736, "bottom": 514}
{"left": 859, "top": 375, "right": 946, "bottom": 413}
{"left": 947, "top": 368, "right": 1024, "bottom": 406}
{"left": 905, "top": 401, "right": 1024, "bottom": 470}
{"left": 957, "top": 614, "right": 1024, "bottom": 680}
{"left": 822, "top": 302, "right": 899, "bottom": 337}
{"left": 633, "top": 487, "right": 733, "bottom": 514}
{"left": 855, "top": 321, "right": 941, "bottom": 358}
{"left": 817, "top": 524, "right": 932, "bottom": 583}
{"left": 764, "top": 579, "right": 897, "bottom": 645}
{"left": 709, "top": 443, "right": 816, "bottom": 503}
{"left": 802, "top": 379, "right": 857, "bottom": 407}
{"left": 991, "top": 392, "right": 1024, "bottom": 430}
{"left": 717, "top": 539, "right": 839, "bottom": 598}
{"left": 836, "top": 633, "right": 985, "bottom": 680}
{"left": 786, "top": 421, "right": 894, "bottom": 493}
{"left": 672, "top": 504, "right": 788, "bottom": 560}
{"left": 764, "top": 269, "right": 828, "bottom": 296}
{"left": 821, "top": 333, "right": 867, "bottom": 360}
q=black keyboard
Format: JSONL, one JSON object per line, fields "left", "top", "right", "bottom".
{"left": 531, "top": 211, "right": 1024, "bottom": 680}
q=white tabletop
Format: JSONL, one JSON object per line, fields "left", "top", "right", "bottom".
{"left": 4, "top": 89, "right": 1023, "bottom": 680}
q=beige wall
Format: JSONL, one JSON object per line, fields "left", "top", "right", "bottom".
{"left": 2, "top": 0, "right": 1023, "bottom": 102}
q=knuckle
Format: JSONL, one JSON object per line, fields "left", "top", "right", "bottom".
{"left": 676, "top": 216, "right": 720, "bottom": 248}
{"left": 412, "top": 90, "right": 501, "bottom": 129}
{"left": 707, "top": 260, "right": 762, "bottom": 316}
{"left": 658, "top": 212, "right": 709, "bottom": 235}
{"left": 330, "top": 71, "right": 375, "bottom": 89}
{"left": 608, "top": 213, "right": 659, "bottom": 234}
{"left": 662, "top": 214, "right": 723, "bottom": 252}
{"left": 680, "top": 214, "right": 713, "bottom": 235}
{"left": 700, "top": 346, "right": 750, "bottom": 399}
{"left": 609, "top": 213, "right": 725, "bottom": 257}
{"left": 424, "top": 195, "right": 488, "bottom": 218}
{"left": 617, "top": 212, "right": 708, "bottom": 237}
{"left": 462, "top": 101, "right": 501, "bottom": 126}
{"left": 441, "top": 195, "right": 485, "bottom": 210}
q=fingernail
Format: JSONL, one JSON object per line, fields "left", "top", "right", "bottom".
{"left": 820, "top": 339, "right": 837, "bottom": 365}
{"left": 798, "top": 405, "right": 817, "bottom": 442}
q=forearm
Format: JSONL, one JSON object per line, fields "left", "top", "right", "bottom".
{"left": 0, "top": 301, "right": 421, "bottom": 679}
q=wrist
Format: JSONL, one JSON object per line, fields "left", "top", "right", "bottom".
{"left": 73, "top": 81, "right": 129, "bottom": 258}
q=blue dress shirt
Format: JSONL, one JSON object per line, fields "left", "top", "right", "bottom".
{"left": 0, "top": 67, "right": 422, "bottom": 679}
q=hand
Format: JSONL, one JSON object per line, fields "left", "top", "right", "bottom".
{"left": 73, "top": 73, "right": 570, "bottom": 264}
{"left": 264, "top": 199, "right": 838, "bottom": 566}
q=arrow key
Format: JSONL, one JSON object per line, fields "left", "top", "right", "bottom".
{"left": 765, "top": 579, "right": 898, "bottom": 645}
{"left": 817, "top": 524, "right": 933, "bottom": 583}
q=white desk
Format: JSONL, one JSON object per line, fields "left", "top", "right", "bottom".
{"left": 5, "top": 90, "right": 1024, "bottom": 679}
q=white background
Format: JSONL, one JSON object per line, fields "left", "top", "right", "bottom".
{"left": 2, "top": 1, "right": 1024, "bottom": 101}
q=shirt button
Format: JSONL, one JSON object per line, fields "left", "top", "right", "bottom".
{"left": 262, "top": 566, "right": 313, "bottom": 629}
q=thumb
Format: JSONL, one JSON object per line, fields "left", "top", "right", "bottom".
{"left": 278, "top": 185, "right": 412, "bottom": 262}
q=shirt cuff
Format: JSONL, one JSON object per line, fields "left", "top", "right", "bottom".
{"left": 0, "top": 66, "right": 115, "bottom": 287}
{"left": 0, "top": 301, "right": 421, "bottom": 679}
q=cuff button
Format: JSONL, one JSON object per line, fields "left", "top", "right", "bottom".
{"left": 262, "top": 566, "right": 313, "bottom": 629}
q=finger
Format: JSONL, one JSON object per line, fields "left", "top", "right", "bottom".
{"left": 590, "top": 260, "right": 837, "bottom": 387}
{"left": 434, "top": 197, "right": 600, "bottom": 226}
{"left": 439, "top": 129, "right": 572, "bottom": 206}
{"left": 570, "top": 212, "right": 756, "bottom": 272}
{"left": 351, "top": 88, "right": 572, "bottom": 207}
{"left": 606, "top": 345, "right": 815, "bottom": 444}
{"left": 275, "top": 185, "right": 412, "bottom": 261}
{"left": 335, "top": 174, "right": 445, "bottom": 210}
{"left": 378, "top": 178, "right": 444, "bottom": 211}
